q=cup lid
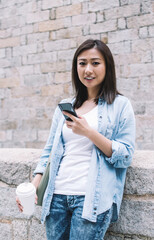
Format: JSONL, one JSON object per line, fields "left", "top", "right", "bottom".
{"left": 16, "top": 182, "right": 36, "bottom": 197}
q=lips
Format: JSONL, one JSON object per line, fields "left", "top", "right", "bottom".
{"left": 84, "top": 77, "right": 95, "bottom": 81}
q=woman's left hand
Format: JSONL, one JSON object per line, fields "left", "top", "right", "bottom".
{"left": 63, "top": 111, "right": 91, "bottom": 137}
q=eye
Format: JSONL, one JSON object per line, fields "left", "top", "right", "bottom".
{"left": 79, "top": 62, "right": 86, "bottom": 66}
{"left": 92, "top": 62, "right": 100, "bottom": 66}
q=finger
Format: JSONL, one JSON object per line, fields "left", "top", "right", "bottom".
{"left": 16, "top": 196, "right": 23, "bottom": 211}
{"left": 35, "top": 194, "right": 38, "bottom": 204}
{"left": 17, "top": 201, "right": 23, "bottom": 208}
{"left": 17, "top": 202, "right": 23, "bottom": 212}
{"left": 16, "top": 196, "right": 21, "bottom": 204}
{"left": 66, "top": 119, "right": 73, "bottom": 125}
{"left": 65, "top": 122, "right": 73, "bottom": 129}
{"left": 77, "top": 114, "right": 83, "bottom": 119}
{"left": 19, "top": 205, "right": 23, "bottom": 212}
{"left": 63, "top": 111, "right": 77, "bottom": 122}
{"left": 66, "top": 125, "right": 73, "bottom": 129}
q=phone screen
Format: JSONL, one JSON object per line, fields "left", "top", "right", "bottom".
{"left": 58, "top": 103, "right": 78, "bottom": 121}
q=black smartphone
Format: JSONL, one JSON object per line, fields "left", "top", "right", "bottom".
{"left": 58, "top": 103, "right": 78, "bottom": 121}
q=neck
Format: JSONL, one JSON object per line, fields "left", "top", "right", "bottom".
{"left": 87, "top": 90, "right": 97, "bottom": 100}
{"left": 87, "top": 97, "right": 95, "bottom": 101}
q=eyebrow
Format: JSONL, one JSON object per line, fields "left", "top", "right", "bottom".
{"left": 77, "top": 58, "right": 102, "bottom": 61}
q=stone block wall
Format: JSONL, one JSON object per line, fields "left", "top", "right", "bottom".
{"left": 0, "top": 0, "right": 154, "bottom": 149}
{"left": 0, "top": 149, "right": 153, "bottom": 239}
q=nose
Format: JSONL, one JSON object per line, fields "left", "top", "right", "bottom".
{"left": 85, "top": 63, "right": 93, "bottom": 74}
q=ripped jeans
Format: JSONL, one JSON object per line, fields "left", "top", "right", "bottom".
{"left": 45, "top": 194, "right": 113, "bottom": 240}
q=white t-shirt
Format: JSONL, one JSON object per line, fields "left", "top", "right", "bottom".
{"left": 54, "top": 106, "right": 98, "bottom": 195}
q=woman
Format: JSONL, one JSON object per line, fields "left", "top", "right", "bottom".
{"left": 17, "top": 39, "right": 135, "bottom": 240}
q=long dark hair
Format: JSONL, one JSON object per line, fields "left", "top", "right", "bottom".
{"left": 72, "top": 39, "right": 120, "bottom": 108}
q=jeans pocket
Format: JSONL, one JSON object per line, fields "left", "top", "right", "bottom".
{"left": 97, "top": 209, "right": 110, "bottom": 222}
{"left": 73, "top": 195, "right": 85, "bottom": 218}
{"left": 94, "top": 207, "right": 113, "bottom": 240}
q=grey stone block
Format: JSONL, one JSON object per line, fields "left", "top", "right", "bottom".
{"left": 124, "top": 151, "right": 154, "bottom": 195}
{"left": 0, "top": 187, "right": 30, "bottom": 220}
{"left": 109, "top": 198, "right": 154, "bottom": 237}
{"left": 131, "top": 236, "right": 149, "bottom": 240}
{"left": 0, "top": 148, "right": 41, "bottom": 185}
{"left": 104, "top": 232, "right": 123, "bottom": 240}
{"left": 0, "top": 222, "right": 12, "bottom": 240}
{"left": 0, "top": 186, "right": 42, "bottom": 221}
{"left": 12, "top": 219, "right": 29, "bottom": 240}
{"left": 33, "top": 205, "right": 43, "bottom": 221}
{"left": 0, "top": 161, "right": 30, "bottom": 185}
{"left": 29, "top": 219, "right": 46, "bottom": 240}
{"left": 125, "top": 166, "right": 154, "bottom": 195}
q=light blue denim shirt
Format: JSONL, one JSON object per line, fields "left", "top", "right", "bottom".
{"left": 34, "top": 95, "right": 135, "bottom": 224}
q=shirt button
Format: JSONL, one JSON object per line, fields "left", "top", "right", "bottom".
{"left": 94, "top": 207, "right": 97, "bottom": 210}
{"left": 99, "top": 116, "right": 102, "bottom": 119}
{"left": 94, "top": 212, "right": 96, "bottom": 215}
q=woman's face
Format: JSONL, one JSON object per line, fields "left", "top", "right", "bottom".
{"left": 77, "top": 48, "right": 106, "bottom": 96}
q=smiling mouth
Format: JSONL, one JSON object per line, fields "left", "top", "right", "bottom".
{"left": 84, "top": 77, "right": 95, "bottom": 80}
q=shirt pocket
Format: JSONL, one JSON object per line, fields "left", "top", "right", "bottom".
{"left": 105, "top": 122, "right": 116, "bottom": 140}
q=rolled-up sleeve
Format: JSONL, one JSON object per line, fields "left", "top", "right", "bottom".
{"left": 105, "top": 100, "right": 136, "bottom": 168}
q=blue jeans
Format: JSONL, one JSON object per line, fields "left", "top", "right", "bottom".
{"left": 45, "top": 194, "right": 113, "bottom": 240}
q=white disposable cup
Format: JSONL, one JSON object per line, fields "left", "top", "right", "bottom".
{"left": 16, "top": 182, "right": 36, "bottom": 215}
